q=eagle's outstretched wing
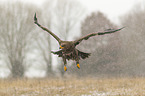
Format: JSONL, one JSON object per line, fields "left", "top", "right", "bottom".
{"left": 74, "top": 27, "right": 125, "bottom": 46}
{"left": 34, "top": 13, "right": 62, "bottom": 44}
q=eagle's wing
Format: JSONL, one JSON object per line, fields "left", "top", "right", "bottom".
{"left": 74, "top": 27, "right": 125, "bottom": 46}
{"left": 34, "top": 13, "right": 62, "bottom": 44}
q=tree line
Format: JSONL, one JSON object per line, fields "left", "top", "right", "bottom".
{"left": 0, "top": 0, "right": 145, "bottom": 78}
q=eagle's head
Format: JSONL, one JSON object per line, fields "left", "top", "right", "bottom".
{"left": 59, "top": 41, "right": 74, "bottom": 50}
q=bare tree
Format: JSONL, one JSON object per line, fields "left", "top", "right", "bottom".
{"left": 120, "top": 4, "right": 145, "bottom": 77}
{"left": 69, "top": 12, "right": 121, "bottom": 77}
{"left": 34, "top": 1, "right": 53, "bottom": 77}
{"left": 0, "top": 3, "right": 38, "bottom": 78}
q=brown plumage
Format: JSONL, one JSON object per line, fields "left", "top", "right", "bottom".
{"left": 34, "top": 13, "right": 124, "bottom": 71}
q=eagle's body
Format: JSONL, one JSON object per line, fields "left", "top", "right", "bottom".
{"left": 52, "top": 45, "right": 90, "bottom": 60}
{"left": 51, "top": 41, "right": 91, "bottom": 70}
{"left": 34, "top": 13, "right": 124, "bottom": 71}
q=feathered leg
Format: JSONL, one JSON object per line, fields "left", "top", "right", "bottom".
{"left": 76, "top": 61, "right": 80, "bottom": 69}
{"left": 75, "top": 49, "right": 80, "bottom": 69}
{"left": 63, "top": 57, "right": 67, "bottom": 71}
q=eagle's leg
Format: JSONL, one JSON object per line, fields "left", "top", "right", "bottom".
{"left": 76, "top": 61, "right": 80, "bottom": 69}
{"left": 63, "top": 57, "right": 67, "bottom": 71}
{"left": 75, "top": 50, "right": 80, "bottom": 69}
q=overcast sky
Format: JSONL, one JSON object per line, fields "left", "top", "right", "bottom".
{"left": 79, "top": 0, "right": 144, "bottom": 24}
{"left": 1, "top": 0, "right": 144, "bottom": 24}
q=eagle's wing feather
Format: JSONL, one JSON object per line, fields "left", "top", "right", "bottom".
{"left": 34, "top": 13, "right": 62, "bottom": 43}
{"left": 74, "top": 27, "right": 125, "bottom": 46}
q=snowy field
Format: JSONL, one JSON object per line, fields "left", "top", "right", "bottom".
{"left": 0, "top": 78, "right": 145, "bottom": 96}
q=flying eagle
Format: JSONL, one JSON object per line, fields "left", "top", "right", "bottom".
{"left": 34, "top": 13, "right": 124, "bottom": 71}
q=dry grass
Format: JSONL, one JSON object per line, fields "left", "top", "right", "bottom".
{"left": 0, "top": 77, "right": 145, "bottom": 96}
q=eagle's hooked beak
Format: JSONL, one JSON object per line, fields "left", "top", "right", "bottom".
{"left": 59, "top": 46, "right": 64, "bottom": 49}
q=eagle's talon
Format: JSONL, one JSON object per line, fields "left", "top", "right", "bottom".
{"left": 77, "top": 64, "right": 80, "bottom": 69}
{"left": 64, "top": 66, "right": 67, "bottom": 71}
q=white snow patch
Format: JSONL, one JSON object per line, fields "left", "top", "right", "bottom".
{"left": 81, "top": 91, "right": 110, "bottom": 96}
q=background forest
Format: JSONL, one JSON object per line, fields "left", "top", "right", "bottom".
{"left": 0, "top": 0, "right": 145, "bottom": 78}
